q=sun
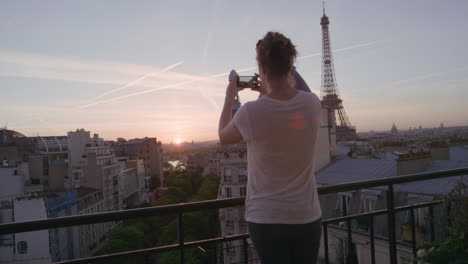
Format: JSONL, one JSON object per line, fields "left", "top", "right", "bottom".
{"left": 174, "top": 138, "right": 183, "bottom": 144}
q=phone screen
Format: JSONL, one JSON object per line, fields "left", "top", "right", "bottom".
{"left": 238, "top": 76, "right": 257, "bottom": 88}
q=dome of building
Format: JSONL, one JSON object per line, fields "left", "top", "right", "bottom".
{"left": 0, "top": 128, "right": 26, "bottom": 145}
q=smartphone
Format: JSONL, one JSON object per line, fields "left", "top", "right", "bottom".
{"left": 237, "top": 76, "right": 258, "bottom": 88}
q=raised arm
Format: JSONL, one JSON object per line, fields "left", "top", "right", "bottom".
{"left": 293, "top": 68, "right": 312, "bottom": 93}
{"left": 218, "top": 75, "right": 244, "bottom": 144}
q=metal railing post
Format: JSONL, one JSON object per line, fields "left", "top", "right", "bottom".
{"left": 242, "top": 237, "right": 249, "bottom": 264}
{"left": 369, "top": 215, "right": 376, "bottom": 264}
{"left": 342, "top": 196, "right": 353, "bottom": 259}
{"left": 410, "top": 209, "right": 417, "bottom": 263}
{"left": 387, "top": 184, "right": 397, "bottom": 264}
{"left": 429, "top": 205, "right": 435, "bottom": 242}
{"left": 178, "top": 213, "right": 185, "bottom": 264}
{"left": 323, "top": 223, "right": 329, "bottom": 264}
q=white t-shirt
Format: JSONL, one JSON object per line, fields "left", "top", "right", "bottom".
{"left": 233, "top": 90, "right": 322, "bottom": 224}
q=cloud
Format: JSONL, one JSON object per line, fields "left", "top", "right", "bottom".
{"left": 1, "top": 41, "right": 379, "bottom": 112}
{"left": 0, "top": 49, "right": 199, "bottom": 87}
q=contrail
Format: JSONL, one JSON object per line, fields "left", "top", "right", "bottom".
{"left": 392, "top": 72, "right": 443, "bottom": 85}
{"left": 92, "top": 61, "right": 184, "bottom": 100}
{"left": 299, "top": 41, "right": 378, "bottom": 59}
{"left": 79, "top": 66, "right": 258, "bottom": 108}
{"left": 80, "top": 42, "right": 377, "bottom": 108}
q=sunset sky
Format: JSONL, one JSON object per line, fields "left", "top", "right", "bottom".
{"left": 1, "top": 0, "right": 467, "bottom": 143}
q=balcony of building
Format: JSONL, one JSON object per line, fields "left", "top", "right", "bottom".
{"left": 0, "top": 168, "right": 466, "bottom": 264}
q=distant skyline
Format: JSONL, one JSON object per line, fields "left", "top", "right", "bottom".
{"left": 1, "top": 0, "right": 467, "bottom": 142}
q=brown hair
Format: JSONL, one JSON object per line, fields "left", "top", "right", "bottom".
{"left": 256, "top": 32, "right": 297, "bottom": 77}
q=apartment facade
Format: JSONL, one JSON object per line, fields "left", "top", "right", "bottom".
{"left": 68, "top": 129, "right": 122, "bottom": 211}
{"left": 216, "top": 142, "right": 257, "bottom": 264}
{"left": 77, "top": 187, "right": 110, "bottom": 258}
{"left": 115, "top": 137, "right": 163, "bottom": 187}
{"left": 0, "top": 192, "right": 80, "bottom": 264}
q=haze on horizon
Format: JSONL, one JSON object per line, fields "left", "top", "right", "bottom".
{"left": 1, "top": 0, "right": 467, "bottom": 143}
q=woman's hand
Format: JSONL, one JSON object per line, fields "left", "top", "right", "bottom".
{"left": 251, "top": 73, "right": 267, "bottom": 96}
{"left": 225, "top": 75, "right": 243, "bottom": 102}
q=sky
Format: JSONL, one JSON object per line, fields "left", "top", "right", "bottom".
{"left": 1, "top": 0, "right": 467, "bottom": 143}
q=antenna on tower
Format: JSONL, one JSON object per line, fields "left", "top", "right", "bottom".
{"left": 322, "top": 0, "right": 326, "bottom": 15}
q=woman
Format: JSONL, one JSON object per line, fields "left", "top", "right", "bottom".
{"left": 218, "top": 32, "right": 322, "bottom": 264}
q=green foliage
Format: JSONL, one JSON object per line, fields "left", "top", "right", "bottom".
{"left": 193, "top": 174, "right": 219, "bottom": 202}
{"left": 150, "top": 174, "right": 161, "bottom": 190}
{"left": 417, "top": 178, "right": 468, "bottom": 264}
{"left": 163, "top": 161, "right": 174, "bottom": 171}
{"left": 94, "top": 171, "right": 220, "bottom": 264}
{"left": 159, "top": 247, "right": 208, "bottom": 264}
{"left": 94, "top": 226, "right": 146, "bottom": 264}
{"left": 164, "top": 171, "right": 204, "bottom": 204}
{"left": 157, "top": 173, "right": 220, "bottom": 264}
{"left": 418, "top": 239, "right": 468, "bottom": 264}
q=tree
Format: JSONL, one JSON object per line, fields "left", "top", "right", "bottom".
{"left": 417, "top": 178, "right": 468, "bottom": 264}
{"left": 156, "top": 174, "right": 220, "bottom": 264}
{"left": 94, "top": 226, "right": 146, "bottom": 264}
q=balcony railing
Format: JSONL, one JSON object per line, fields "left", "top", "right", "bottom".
{"left": 0, "top": 167, "right": 467, "bottom": 264}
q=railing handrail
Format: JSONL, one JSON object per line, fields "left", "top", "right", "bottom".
{"left": 0, "top": 167, "right": 466, "bottom": 235}
{"left": 317, "top": 167, "right": 468, "bottom": 194}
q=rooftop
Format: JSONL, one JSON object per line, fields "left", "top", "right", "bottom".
{"left": 399, "top": 159, "right": 468, "bottom": 195}
{"left": 76, "top": 187, "right": 100, "bottom": 198}
{"left": 316, "top": 159, "right": 396, "bottom": 186}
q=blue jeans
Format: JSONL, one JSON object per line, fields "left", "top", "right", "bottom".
{"left": 248, "top": 218, "right": 322, "bottom": 264}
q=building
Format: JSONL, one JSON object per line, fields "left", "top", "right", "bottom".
{"left": 68, "top": 129, "right": 121, "bottom": 211}
{"left": 46, "top": 191, "right": 80, "bottom": 262}
{"left": 126, "top": 159, "right": 151, "bottom": 204}
{"left": 77, "top": 187, "right": 110, "bottom": 258}
{"left": 187, "top": 153, "right": 210, "bottom": 175}
{"left": 1, "top": 128, "right": 132, "bottom": 261}
{"left": 119, "top": 167, "right": 139, "bottom": 208}
{"left": 0, "top": 192, "right": 80, "bottom": 264}
{"left": 216, "top": 142, "right": 254, "bottom": 264}
{"left": 391, "top": 123, "right": 398, "bottom": 135}
{"left": 0, "top": 163, "right": 25, "bottom": 201}
{"left": 0, "top": 198, "right": 52, "bottom": 264}
{"left": 314, "top": 143, "right": 468, "bottom": 264}
{"left": 114, "top": 137, "right": 163, "bottom": 187}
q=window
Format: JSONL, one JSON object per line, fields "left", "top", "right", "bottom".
{"left": 405, "top": 207, "right": 427, "bottom": 227}
{"left": 239, "top": 208, "right": 247, "bottom": 230}
{"left": 400, "top": 256, "right": 412, "bottom": 264}
{"left": 226, "top": 208, "right": 234, "bottom": 227}
{"left": 17, "top": 241, "right": 28, "bottom": 254}
{"left": 362, "top": 198, "right": 376, "bottom": 213}
{"left": 224, "top": 167, "right": 232, "bottom": 183}
{"left": 225, "top": 187, "right": 232, "bottom": 198}
{"left": 238, "top": 167, "right": 247, "bottom": 183}
{"left": 337, "top": 193, "right": 351, "bottom": 216}
{"left": 337, "top": 238, "right": 348, "bottom": 261}
{"left": 226, "top": 241, "right": 236, "bottom": 256}
{"left": 240, "top": 187, "right": 247, "bottom": 197}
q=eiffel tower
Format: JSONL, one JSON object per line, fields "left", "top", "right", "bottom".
{"left": 320, "top": 3, "right": 357, "bottom": 142}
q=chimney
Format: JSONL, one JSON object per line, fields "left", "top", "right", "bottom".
{"left": 428, "top": 141, "right": 450, "bottom": 160}
{"left": 396, "top": 150, "right": 432, "bottom": 176}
